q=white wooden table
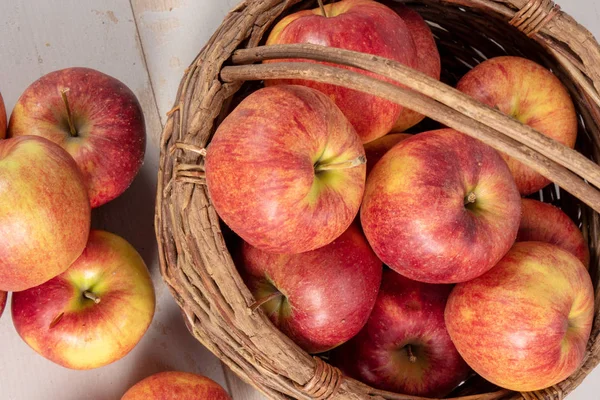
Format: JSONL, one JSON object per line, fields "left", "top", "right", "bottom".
{"left": 0, "top": 1, "right": 598, "bottom": 399}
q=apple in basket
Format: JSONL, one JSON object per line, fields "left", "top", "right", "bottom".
{"left": 265, "top": 0, "right": 418, "bottom": 143}
{"left": 205, "top": 85, "right": 366, "bottom": 254}
{"left": 12, "top": 230, "right": 155, "bottom": 369}
{"left": 9, "top": 67, "right": 146, "bottom": 208}
{"left": 361, "top": 128, "right": 521, "bottom": 284}
{"left": 445, "top": 242, "right": 594, "bottom": 391}
{"left": 457, "top": 56, "right": 578, "bottom": 195}
{"left": 364, "top": 133, "right": 411, "bottom": 175}
{"left": 0, "top": 91, "right": 6, "bottom": 138}
{"left": 121, "top": 371, "right": 231, "bottom": 400}
{"left": 0, "top": 291, "right": 6, "bottom": 318}
{"left": 239, "top": 224, "right": 382, "bottom": 354}
{"left": 332, "top": 270, "right": 470, "bottom": 398}
{"left": 517, "top": 198, "right": 589, "bottom": 268}
{"left": 0, "top": 136, "right": 90, "bottom": 292}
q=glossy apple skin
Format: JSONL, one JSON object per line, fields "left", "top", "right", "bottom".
{"left": 361, "top": 129, "right": 521, "bottom": 283}
{"left": 445, "top": 242, "right": 594, "bottom": 391}
{"left": 0, "top": 91, "right": 6, "bottom": 138}
{"left": 388, "top": 4, "right": 441, "bottom": 132}
{"left": 11, "top": 230, "right": 155, "bottom": 370}
{"left": 332, "top": 271, "right": 470, "bottom": 397}
{"left": 0, "top": 136, "right": 90, "bottom": 292}
{"left": 364, "top": 133, "right": 410, "bottom": 175}
{"left": 121, "top": 371, "right": 231, "bottom": 400}
{"left": 0, "top": 291, "right": 6, "bottom": 318}
{"left": 9, "top": 67, "right": 146, "bottom": 208}
{"left": 518, "top": 198, "right": 589, "bottom": 268}
{"left": 206, "top": 85, "right": 365, "bottom": 254}
{"left": 240, "top": 224, "right": 382, "bottom": 354}
{"left": 266, "top": 0, "right": 417, "bottom": 143}
{"left": 457, "top": 57, "right": 577, "bottom": 195}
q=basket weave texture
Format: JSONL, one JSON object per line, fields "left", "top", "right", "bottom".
{"left": 155, "top": 1, "right": 600, "bottom": 399}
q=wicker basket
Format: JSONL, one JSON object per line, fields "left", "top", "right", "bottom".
{"left": 155, "top": 0, "right": 600, "bottom": 399}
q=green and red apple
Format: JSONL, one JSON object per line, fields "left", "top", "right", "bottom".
{"left": 445, "top": 242, "right": 594, "bottom": 391}
{"left": 240, "top": 224, "right": 382, "bottom": 353}
{"left": 332, "top": 270, "right": 470, "bottom": 397}
{"left": 12, "top": 230, "right": 155, "bottom": 370}
{"left": 206, "top": 85, "right": 365, "bottom": 254}
{"left": 0, "top": 91, "right": 6, "bottom": 138}
{"left": 457, "top": 56, "right": 577, "bottom": 195}
{"left": 121, "top": 371, "right": 231, "bottom": 400}
{"left": 364, "top": 133, "right": 410, "bottom": 175}
{"left": 0, "top": 136, "right": 90, "bottom": 292}
{"left": 518, "top": 198, "right": 589, "bottom": 268}
{"left": 265, "top": 0, "right": 418, "bottom": 143}
{"left": 9, "top": 67, "right": 146, "bottom": 208}
{"left": 361, "top": 129, "right": 521, "bottom": 283}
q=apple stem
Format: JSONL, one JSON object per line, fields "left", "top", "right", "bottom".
{"left": 60, "top": 89, "right": 78, "bottom": 137}
{"left": 315, "top": 155, "right": 366, "bottom": 173}
{"left": 250, "top": 291, "right": 282, "bottom": 312}
{"left": 406, "top": 345, "right": 417, "bottom": 363}
{"left": 317, "top": 0, "right": 328, "bottom": 17}
{"left": 464, "top": 192, "right": 477, "bottom": 205}
{"left": 49, "top": 312, "right": 65, "bottom": 329}
{"left": 83, "top": 290, "right": 101, "bottom": 304}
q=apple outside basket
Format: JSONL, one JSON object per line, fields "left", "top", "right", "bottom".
{"left": 155, "top": 0, "right": 600, "bottom": 399}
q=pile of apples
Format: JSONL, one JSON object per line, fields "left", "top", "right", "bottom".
{"left": 206, "top": 0, "right": 595, "bottom": 397}
{"left": 0, "top": 68, "right": 155, "bottom": 371}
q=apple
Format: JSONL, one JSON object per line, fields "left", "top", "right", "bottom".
{"left": 332, "top": 270, "right": 470, "bottom": 397}
{"left": 364, "top": 133, "right": 410, "bottom": 175}
{"left": 0, "top": 136, "right": 90, "bottom": 292}
{"left": 240, "top": 223, "right": 382, "bottom": 354}
{"left": 387, "top": 3, "right": 441, "bottom": 132}
{"left": 518, "top": 198, "right": 589, "bottom": 268}
{"left": 8, "top": 67, "right": 146, "bottom": 208}
{"left": 121, "top": 371, "right": 231, "bottom": 400}
{"left": 0, "top": 91, "right": 6, "bottom": 138}
{"left": 457, "top": 56, "right": 578, "bottom": 195}
{"left": 11, "top": 230, "right": 155, "bottom": 370}
{"left": 361, "top": 128, "right": 521, "bottom": 284}
{"left": 445, "top": 242, "right": 594, "bottom": 391}
{"left": 206, "top": 85, "right": 365, "bottom": 254}
{"left": 0, "top": 291, "right": 6, "bottom": 318}
{"left": 265, "top": 0, "right": 418, "bottom": 143}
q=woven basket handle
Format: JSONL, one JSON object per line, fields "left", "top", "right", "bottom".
{"left": 220, "top": 43, "right": 600, "bottom": 214}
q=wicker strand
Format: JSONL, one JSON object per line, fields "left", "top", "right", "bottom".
{"left": 509, "top": 0, "right": 560, "bottom": 37}
{"left": 294, "top": 357, "right": 342, "bottom": 400}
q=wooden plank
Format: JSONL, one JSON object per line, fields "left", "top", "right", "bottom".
{"left": 0, "top": 1, "right": 228, "bottom": 399}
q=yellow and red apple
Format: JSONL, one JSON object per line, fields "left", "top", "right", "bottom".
{"left": 122, "top": 371, "right": 231, "bottom": 400}
{"left": 364, "top": 133, "right": 411, "bottom": 175}
{"left": 457, "top": 56, "right": 577, "bottom": 195}
{"left": 11, "top": 230, "right": 155, "bottom": 370}
{"left": 0, "top": 136, "right": 90, "bottom": 292}
{"left": 206, "top": 85, "right": 365, "bottom": 254}
{"left": 445, "top": 242, "right": 594, "bottom": 391}
{"left": 361, "top": 129, "right": 521, "bottom": 283}
{"left": 518, "top": 198, "right": 589, "bottom": 268}
{"left": 265, "top": 0, "right": 418, "bottom": 143}
{"left": 0, "top": 91, "right": 6, "bottom": 138}
{"left": 240, "top": 224, "right": 382, "bottom": 353}
{"left": 9, "top": 68, "right": 146, "bottom": 208}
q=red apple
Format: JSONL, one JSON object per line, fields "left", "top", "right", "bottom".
{"left": 265, "top": 0, "right": 418, "bottom": 143}
{"left": 445, "top": 242, "right": 594, "bottom": 391}
{"left": 0, "top": 136, "right": 90, "bottom": 292}
{"left": 388, "top": 4, "right": 441, "bottom": 132}
{"left": 332, "top": 271, "right": 470, "bottom": 397}
{"left": 121, "top": 371, "right": 231, "bottom": 400}
{"left": 8, "top": 67, "right": 146, "bottom": 208}
{"left": 361, "top": 129, "right": 521, "bottom": 283}
{"left": 364, "top": 133, "right": 410, "bottom": 175}
{"left": 11, "top": 230, "right": 155, "bottom": 370}
{"left": 0, "top": 291, "right": 6, "bottom": 318}
{"left": 457, "top": 56, "right": 577, "bottom": 195}
{"left": 518, "top": 198, "right": 589, "bottom": 268}
{"left": 206, "top": 85, "right": 365, "bottom": 254}
{"left": 240, "top": 224, "right": 382, "bottom": 353}
{"left": 0, "top": 91, "right": 6, "bottom": 138}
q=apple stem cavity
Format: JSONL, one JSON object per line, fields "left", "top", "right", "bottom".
{"left": 83, "top": 290, "right": 101, "bottom": 304}
{"left": 464, "top": 192, "right": 477, "bottom": 206}
{"left": 60, "top": 89, "right": 78, "bottom": 138}
{"left": 317, "top": 0, "right": 328, "bottom": 17}
{"left": 250, "top": 291, "right": 282, "bottom": 312}
{"left": 406, "top": 344, "right": 417, "bottom": 363}
{"left": 315, "top": 155, "right": 366, "bottom": 173}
